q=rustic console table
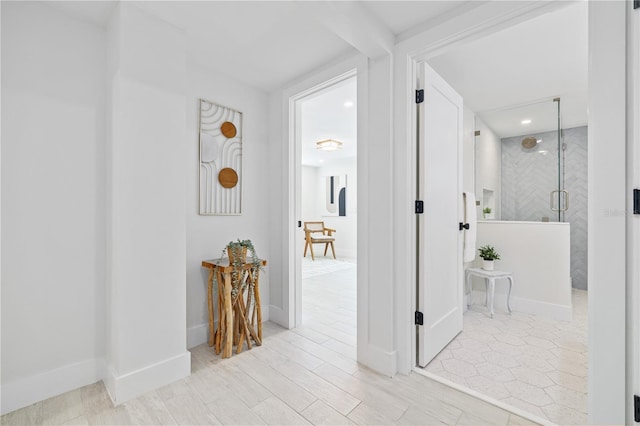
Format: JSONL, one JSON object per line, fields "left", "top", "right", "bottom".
{"left": 201, "top": 258, "right": 266, "bottom": 358}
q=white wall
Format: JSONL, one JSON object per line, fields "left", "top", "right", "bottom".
{"left": 302, "top": 158, "right": 358, "bottom": 259}
{"left": 474, "top": 117, "right": 501, "bottom": 219}
{"left": 301, "top": 166, "right": 319, "bottom": 220}
{"left": 185, "top": 62, "right": 270, "bottom": 349}
{"left": 105, "top": 3, "right": 190, "bottom": 404}
{"left": 1, "top": 2, "right": 106, "bottom": 413}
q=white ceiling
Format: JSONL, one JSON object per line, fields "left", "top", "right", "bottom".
{"left": 428, "top": 1, "right": 588, "bottom": 138}
{"left": 47, "top": 1, "right": 588, "bottom": 142}
{"left": 47, "top": 1, "right": 474, "bottom": 91}
{"left": 300, "top": 76, "right": 357, "bottom": 167}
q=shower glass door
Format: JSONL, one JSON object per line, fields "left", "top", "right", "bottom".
{"left": 476, "top": 99, "right": 564, "bottom": 222}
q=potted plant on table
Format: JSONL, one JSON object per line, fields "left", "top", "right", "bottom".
{"left": 482, "top": 207, "right": 492, "bottom": 219}
{"left": 222, "top": 239, "right": 262, "bottom": 290}
{"left": 478, "top": 245, "right": 500, "bottom": 271}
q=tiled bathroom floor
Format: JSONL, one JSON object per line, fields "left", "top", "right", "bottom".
{"left": 425, "top": 289, "right": 588, "bottom": 425}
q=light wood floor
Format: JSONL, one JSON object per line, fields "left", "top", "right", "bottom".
{"left": 1, "top": 260, "right": 537, "bottom": 426}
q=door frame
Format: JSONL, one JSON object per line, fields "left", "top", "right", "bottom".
{"left": 282, "top": 54, "right": 368, "bottom": 332}
{"left": 393, "top": 1, "right": 628, "bottom": 422}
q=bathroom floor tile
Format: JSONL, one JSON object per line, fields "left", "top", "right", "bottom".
{"left": 427, "top": 289, "right": 587, "bottom": 425}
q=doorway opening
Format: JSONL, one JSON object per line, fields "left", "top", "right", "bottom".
{"left": 415, "top": 3, "right": 589, "bottom": 424}
{"left": 293, "top": 73, "right": 358, "bottom": 360}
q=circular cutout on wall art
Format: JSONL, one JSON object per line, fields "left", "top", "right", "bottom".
{"left": 220, "top": 121, "right": 237, "bottom": 138}
{"left": 218, "top": 167, "right": 239, "bottom": 188}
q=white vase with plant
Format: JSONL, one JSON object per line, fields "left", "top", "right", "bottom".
{"left": 483, "top": 207, "right": 492, "bottom": 219}
{"left": 478, "top": 245, "right": 500, "bottom": 271}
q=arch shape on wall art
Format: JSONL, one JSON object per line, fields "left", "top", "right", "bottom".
{"left": 199, "top": 99, "right": 243, "bottom": 215}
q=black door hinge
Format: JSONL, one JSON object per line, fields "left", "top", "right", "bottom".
{"left": 634, "top": 0, "right": 639, "bottom": 9}
{"left": 634, "top": 394, "right": 640, "bottom": 422}
{"left": 633, "top": 189, "right": 640, "bottom": 214}
{"left": 415, "top": 311, "right": 424, "bottom": 325}
{"left": 415, "top": 200, "right": 424, "bottom": 214}
{"left": 416, "top": 89, "right": 424, "bottom": 104}
{"left": 459, "top": 222, "right": 470, "bottom": 231}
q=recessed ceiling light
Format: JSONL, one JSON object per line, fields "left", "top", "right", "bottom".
{"left": 521, "top": 119, "right": 532, "bottom": 125}
{"left": 538, "top": 150, "right": 549, "bottom": 155}
{"left": 343, "top": 100, "right": 354, "bottom": 108}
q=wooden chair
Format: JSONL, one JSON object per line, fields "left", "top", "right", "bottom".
{"left": 303, "top": 222, "right": 336, "bottom": 261}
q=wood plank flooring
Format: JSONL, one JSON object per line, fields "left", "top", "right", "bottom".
{"left": 1, "top": 259, "right": 536, "bottom": 425}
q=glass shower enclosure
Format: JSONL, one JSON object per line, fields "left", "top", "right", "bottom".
{"left": 477, "top": 98, "right": 567, "bottom": 223}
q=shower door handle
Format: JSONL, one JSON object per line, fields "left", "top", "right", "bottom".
{"left": 550, "top": 190, "right": 569, "bottom": 212}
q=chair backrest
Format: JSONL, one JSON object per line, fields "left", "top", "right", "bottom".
{"left": 304, "top": 222, "right": 325, "bottom": 233}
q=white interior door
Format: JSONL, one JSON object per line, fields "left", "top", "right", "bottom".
{"left": 417, "top": 62, "right": 464, "bottom": 367}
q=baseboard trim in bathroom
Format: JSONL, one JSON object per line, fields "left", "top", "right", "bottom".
{"left": 470, "top": 290, "right": 572, "bottom": 321}
{"left": 412, "top": 367, "right": 556, "bottom": 426}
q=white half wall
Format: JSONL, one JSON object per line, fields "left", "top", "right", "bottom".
{"left": 185, "top": 62, "right": 270, "bottom": 349}
{"left": 474, "top": 221, "right": 572, "bottom": 321}
{"left": 1, "top": 2, "right": 106, "bottom": 414}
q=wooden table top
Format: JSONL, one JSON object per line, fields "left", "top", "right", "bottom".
{"left": 202, "top": 258, "right": 267, "bottom": 271}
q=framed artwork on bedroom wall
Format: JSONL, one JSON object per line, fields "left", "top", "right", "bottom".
{"left": 323, "top": 174, "right": 347, "bottom": 217}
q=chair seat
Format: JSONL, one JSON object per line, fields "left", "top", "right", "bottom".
{"left": 311, "top": 235, "right": 334, "bottom": 242}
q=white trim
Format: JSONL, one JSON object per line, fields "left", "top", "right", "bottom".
{"left": 280, "top": 55, "right": 370, "bottom": 350}
{"left": 469, "top": 290, "right": 572, "bottom": 322}
{"left": 290, "top": 68, "right": 359, "bottom": 328}
{"left": 587, "top": 2, "right": 627, "bottom": 423}
{"left": 0, "top": 358, "right": 106, "bottom": 415}
{"left": 412, "top": 368, "right": 555, "bottom": 426}
{"left": 187, "top": 323, "right": 208, "bottom": 349}
{"left": 626, "top": 1, "right": 640, "bottom": 423}
{"left": 104, "top": 351, "right": 190, "bottom": 406}
{"left": 358, "top": 344, "right": 397, "bottom": 378}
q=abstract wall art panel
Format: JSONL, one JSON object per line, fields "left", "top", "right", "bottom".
{"left": 323, "top": 174, "right": 346, "bottom": 217}
{"left": 199, "top": 99, "right": 243, "bottom": 215}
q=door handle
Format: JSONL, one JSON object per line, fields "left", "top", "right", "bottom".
{"left": 550, "top": 190, "right": 569, "bottom": 212}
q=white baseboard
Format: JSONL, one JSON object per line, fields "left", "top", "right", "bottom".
{"left": 0, "top": 358, "right": 106, "bottom": 415}
{"left": 470, "top": 290, "right": 572, "bottom": 321}
{"left": 187, "top": 323, "right": 209, "bottom": 349}
{"left": 357, "top": 343, "right": 397, "bottom": 377}
{"left": 268, "top": 305, "right": 288, "bottom": 327}
{"left": 104, "top": 351, "right": 190, "bottom": 406}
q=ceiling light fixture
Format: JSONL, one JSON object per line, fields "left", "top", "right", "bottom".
{"left": 343, "top": 100, "right": 354, "bottom": 108}
{"left": 316, "top": 139, "right": 343, "bottom": 151}
{"left": 521, "top": 119, "right": 532, "bottom": 125}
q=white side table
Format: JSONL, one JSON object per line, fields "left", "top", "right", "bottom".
{"left": 465, "top": 267, "right": 514, "bottom": 318}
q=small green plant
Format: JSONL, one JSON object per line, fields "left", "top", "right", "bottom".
{"left": 483, "top": 207, "right": 492, "bottom": 215}
{"left": 478, "top": 245, "right": 500, "bottom": 261}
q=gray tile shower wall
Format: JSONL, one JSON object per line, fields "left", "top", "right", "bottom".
{"left": 501, "top": 126, "right": 588, "bottom": 290}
